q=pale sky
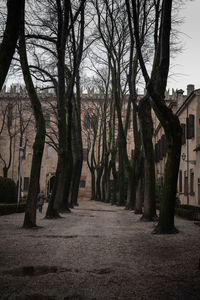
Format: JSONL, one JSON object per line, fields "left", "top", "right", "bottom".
{"left": 4, "top": 0, "right": 200, "bottom": 94}
{"left": 168, "top": 0, "right": 200, "bottom": 93}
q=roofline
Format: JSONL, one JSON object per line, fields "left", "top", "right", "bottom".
{"left": 176, "top": 88, "right": 200, "bottom": 116}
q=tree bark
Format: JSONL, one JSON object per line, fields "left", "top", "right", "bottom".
{"left": 138, "top": 97, "right": 156, "bottom": 221}
{"left": 19, "top": 1, "right": 46, "bottom": 228}
{"left": 0, "top": 0, "right": 24, "bottom": 90}
{"left": 131, "top": 0, "right": 182, "bottom": 233}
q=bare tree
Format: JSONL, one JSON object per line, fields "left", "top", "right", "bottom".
{"left": 19, "top": 1, "right": 46, "bottom": 228}
{"left": 132, "top": 0, "right": 182, "bottom": 233}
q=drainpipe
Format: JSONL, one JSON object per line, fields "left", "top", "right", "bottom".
{"left": 186, "top": 105, "right": 189, "bottom": 205}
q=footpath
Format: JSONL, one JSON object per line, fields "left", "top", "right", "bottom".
{"left": 0, "top": 200, "right": 200, "bottom": 300}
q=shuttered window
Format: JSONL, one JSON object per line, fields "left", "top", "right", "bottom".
{"left": 186, "top": 114, "right": 195, "bottom": 139}
{"left": 79, "top": 180, "right": 86, "bottom": 188}
{"left": 179, "top": 170, "right": 182, "bottom": 193}
{"left": 190, "top": 169, "right": 194, "bottom": 195}
{"left": 184, "top": 171, "right": 188, "bottom": 195}
{"left": 181, "top": 124, "right": 186, "bottom": 144}
{"left": 24, "top": 177, "right": 29, "bottom": 191}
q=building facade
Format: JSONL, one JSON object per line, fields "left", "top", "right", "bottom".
{"left": 1, "top": 84, "right": 200, "bottom": 207}
{"left": 154, "top": 84, "right": 200, "bottom": 207}
{"left": 0, "top": 86, "right": 134, "bottom": 201}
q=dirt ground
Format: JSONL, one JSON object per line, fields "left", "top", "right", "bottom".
{"left": 0, "top": 199, "right": 200, "bottom": 300}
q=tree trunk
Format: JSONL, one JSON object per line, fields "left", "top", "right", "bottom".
{"left": 3, "top": 167, "right": 8, "bottom": 178}
{"left": 151, "top": 97, "right": 182, "bottom": 233}
{"left": 69, "top": 105, "right": 83, "bottom": 207}
{"left": 19, "top": 1, "right": 45, "bottom": 228}
{"left": 48, "top": 1, "right": 71, "bottom": 216}
{"left": 0, "top": 0, "right": 24, "bottom": 90}
{"left": 135, "top": 175, "right": 144, "bottom": 214}
{"left": 132, "top": 0, "right": 181, "bottom": 233}
{"left": 135, "top": 153, "right": 144, "bottom": 214}
{"left": 91, "top": 169, "right": 96, "bottom": 200}
{"left": 126, "top": 161, "right": 135, "bottom": 210}
{"left": 95, "top": 167, "right": 103, "bottom": 201}
{"left": 138, "top": 97, "right": 156, "bottom": 221}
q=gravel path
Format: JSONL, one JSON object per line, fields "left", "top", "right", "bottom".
{"left": 0, "top": 200, "right": 200, "bottom": 300}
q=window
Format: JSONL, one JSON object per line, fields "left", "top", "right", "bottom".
{"left": 84, "top": 111, "right": 98, "bottom": 130}
{"left": 184, "top": 171, "right": 188, "bottom": 195}
{"left": 179, "top": 170, "right": 182, "bottom": 193}
{"left": 186, "top": 114, "right": 195, "bottom": 139}
{"left": 181, "top": 124, "right": 186, "bottom": 145}
{"left": 79, "top": 180, "right": 86, "bottom": 188}
{"left": 190, "top": 169, "right": 194, "bottom": 195}
{"left": 47, "top": 146, "right": 51, "bottom": 158}
{"left": 24, "top": 177, "right": 29, "bottom": 191}
{"left": 83, "top": 148, "right": 87, "bottom": 161}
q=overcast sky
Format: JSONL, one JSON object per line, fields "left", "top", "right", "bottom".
{"left": 4, "top": 0, "right": 200, "bottom": 94}
{"left": 168, "top": 0, "right": 200, "bottom": 93}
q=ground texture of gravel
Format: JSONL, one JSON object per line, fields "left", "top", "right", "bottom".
{"left": 0, "top": 200, "right": 200, "bottom": 300}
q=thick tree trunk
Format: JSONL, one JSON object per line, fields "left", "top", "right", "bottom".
{"left": 70, "top": 81, "right": 83, "bottom": 207}
{"left": 0, "top": 0, "right": 24, "bottom": 90}
{"left": 126, "top": 163, "right": 135, "bottom": 209}
{"left": 135, "top": 176, "right": 144, "bottom": 214}
{"left": 68, "top": 109, "right": 83, "bottom": 207}
{"left": 118, "top": 146, "right": 127, "bottom": 206}
{"left": 135, "top": 153, "right": 144, "bottom": 214}
{"left": 70, "top": 158, "right": 82, "bottom": 206}
{"left": 110, "top": 151, "right": 118, "bottom": 205}
{"left": 90, "top": 170, "right": 96, "bottom": 200}
{"left": 48, "top": 1, "right": 71, "bottom": 215}
{"left": 45, "top": 171, "right": 61, "bottom": 219}
{"left": 95, "top": 167, "right": 103, "bottom": 201}
{"left": 131, "top": 0, "right": 180, "bottom": 233}
{"left": 138, "top": 97, "right": 156, "bottom": 221}
{"left": 3, "top": 167, "right": 8, "bottom": 178}
{"left": 19, "top": 1, "right": 45, "bottom": 228}
{"left": 101, "top": 152, "right": 109, "bottom": 202}
{"left": 151, "top": 97, "right": 182, "bottom": 233}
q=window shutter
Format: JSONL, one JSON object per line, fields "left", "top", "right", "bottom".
{"left": 189, "top": 114, "right": 194, "bottom": 138}
{"left": 184, "top": 171, "right": 188, "bottom": 195}
{"left": 186, "top": 117, "right": 190, "bottom": 139}
{"left": 190, "top": 169, "right": 194, "bottom": 195}
{"left": 24, "top": 177, "right": 30, "bottom": 191}
{"left": 181, "top": 124, "right": 186, "bottom": 144}
{"left": 186, "top": 115, "right": 195, "bottom": 139}
{"left": 179, "top": 170, "right": 182, "bottom": 193}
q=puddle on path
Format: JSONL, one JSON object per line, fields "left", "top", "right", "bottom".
{"left": 15, "top": 295, "right": 56, "bottom": 300}
{"left": 3, "top": 266, "right": 71, "bottom": 277}
{"left": 15, "top": 295, "right": 82, "bottom": 300}
{"left": 88, "top": 268, "right": 112, "bottom": 275}
{"left": 26, "top": 235, "right": 78, "bottom": 239}
{"left": 3, "top": 266, "right": 112, "bottom": 277}
{"left": 76, "top": 208, "right": 116, "bottom": 213}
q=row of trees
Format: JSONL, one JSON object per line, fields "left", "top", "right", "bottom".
{"left": 0, "top": 0, "right": 182, "bottom": 234}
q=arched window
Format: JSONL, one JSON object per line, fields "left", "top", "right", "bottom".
{"left": 84, "top": 111, "right": 97, "bottom": 130}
